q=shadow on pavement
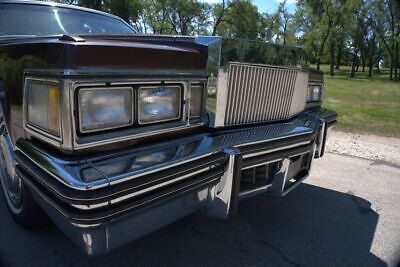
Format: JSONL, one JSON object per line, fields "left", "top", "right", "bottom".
{"left": 0, "top": 183, "right": 385, "bottom": 266}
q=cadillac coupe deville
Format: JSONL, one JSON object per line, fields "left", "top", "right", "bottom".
{"left": 0, "top": 0, "right": 337, "bottom": 256}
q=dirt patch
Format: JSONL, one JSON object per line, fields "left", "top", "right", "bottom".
{"left": 326, "top": 130, "right": 400, "bottom": 165}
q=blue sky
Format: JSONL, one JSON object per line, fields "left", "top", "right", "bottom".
{"left": 202, "top": 0, "right": 297, "bottom": 14}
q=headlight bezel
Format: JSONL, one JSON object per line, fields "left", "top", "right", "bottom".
{"left": 77, "top": 86, "right": 135, "bottom": 134}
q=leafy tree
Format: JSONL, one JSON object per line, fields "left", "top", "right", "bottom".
{"left": 214, "top": 0, "right": 261, "bottom": 40}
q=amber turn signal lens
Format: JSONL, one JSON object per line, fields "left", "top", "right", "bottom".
{"left": 47, "top": 87, "right": 60, "bottom": 134}
{"left": 27, "top": 81, "right": 60, "bottom": 136}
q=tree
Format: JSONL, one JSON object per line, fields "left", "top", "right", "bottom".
{"left": 164, "top": 0, "right": 206, "bottom": 35}
{"left": 78, "top": 0, "right": 103, "bottom": 10}
{"left": 295, "top": 0, "right": 334, "bottom": 70}
{"left": 214, "top": 0, "right": 261, "bottom": 40}
{"left": 210, "top": 0, "right": 238, "bottom": 36}
{"left": 276, "top": 0, "right": 291, "bottom": 46}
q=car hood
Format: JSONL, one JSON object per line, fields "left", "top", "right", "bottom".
{"left": 0, "top": 34, "right": 208, "bottom": 71}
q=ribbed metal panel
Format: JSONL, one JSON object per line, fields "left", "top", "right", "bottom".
{"left": 224, "top": 63, "right": 305, "bottom": 126}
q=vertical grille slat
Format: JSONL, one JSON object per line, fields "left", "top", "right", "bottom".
{"left": 261, "top": 67, "right": 273, "bottom": 121}
{"left": 223, "top": 63, "right": 307, "bottom": 126}
{"left": 247, "top": 66, "right": 259, "bottom": 122}
{"left": 254, "top": 67, "right": 266, "bottom": 122}
{"left": 283, "top": 71, "right": 297, "bottom": 117}
{"left": 242, "top": 66, "right": 252, "bottom": 123}
{"left": 278, "top": 70, "right": 292, "bottom": 119}
{"left": 226, "top": 65, "right": 237, "bottom": 124}
{"left": 267, "top": 68, "right": 279, "bottom": 121}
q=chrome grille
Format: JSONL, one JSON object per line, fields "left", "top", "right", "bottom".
{"left": 223, "top": 63, "right": 308, "bottom": 126}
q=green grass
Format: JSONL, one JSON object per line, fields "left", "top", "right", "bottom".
{"left": 318, "top": 65, "right": 400, "bottom": 137}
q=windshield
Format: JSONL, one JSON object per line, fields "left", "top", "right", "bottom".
{"left": 0, "top": 3, "right": 134, "bottom": 37}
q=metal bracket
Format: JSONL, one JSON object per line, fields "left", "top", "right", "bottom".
{"left": 315, "top": 119, "right": 327, "bottom": 158}
{"left": 270, "top": 144, "right": 316, "bottom": 197}
{"left": 270, "top": 159, "right": 291, "bottom": 196}
{"left": 204, "top": 147, "right": 241, "bottom": 219}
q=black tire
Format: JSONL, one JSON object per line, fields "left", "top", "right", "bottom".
{"left": 0, "top": 178, "right": 50, "bottom": 230}
{"left": 0, "top": 118, "right": 49, "bottom": 230}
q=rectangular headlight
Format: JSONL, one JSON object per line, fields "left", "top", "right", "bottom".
{"left": 138, "top": 86, "right": 181, "bottom": 124}
{"left": 27, "top": 80, "right": 60, "bottom": 136}
{"left": 189, "top": 83, "right": 204, "bottom": 118}
{"left": 78, "top": 87, "right": 133, "bottom": 133}
{"left": 307, "top": 84, "right": 323, "bottom": 102}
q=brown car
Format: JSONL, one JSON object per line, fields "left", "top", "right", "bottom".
{"left": 0, "top": 0, "right": 336, "bottom": 256}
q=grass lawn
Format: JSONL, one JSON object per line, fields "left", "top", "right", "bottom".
{"left": 318, "top": 65, "right": 400, "bottom": 138}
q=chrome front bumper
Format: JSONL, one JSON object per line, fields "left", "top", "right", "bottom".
{"left": 14, "top": 108, "right": 336, "bottom": 256}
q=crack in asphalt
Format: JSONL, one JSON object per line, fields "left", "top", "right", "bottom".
{"left": 256, "top": 240, "right": 304, "bottom": 267}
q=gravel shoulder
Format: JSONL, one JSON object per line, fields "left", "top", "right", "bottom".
{"left": 326, "top": 129, "right": 400, "bottom": 165}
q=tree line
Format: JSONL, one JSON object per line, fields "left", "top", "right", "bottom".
{"left": 55, "top": 0, "right": 400, "bottom": 81}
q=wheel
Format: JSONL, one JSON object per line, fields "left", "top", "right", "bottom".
{"left": 0, "top": 126, "right": 49, "bottom": 229}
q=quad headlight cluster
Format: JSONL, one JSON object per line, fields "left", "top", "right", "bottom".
{"left": 306, "top": 83, "right": 323, "bottom": 103}
{"left": 25, "top": 80, "right": 205, "bottom": 138}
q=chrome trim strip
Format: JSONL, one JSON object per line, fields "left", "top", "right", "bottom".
{"left": 70, "top": 202, "right": 108, "bottom": 210}
{"left": 235, "top": 130, "right": 312, "bottom": 148}
{"left": 108, "top": 152, "right": 217, "bottom": 186}
{"left": 241, "top": 145, "right": 312, "bottom": 171}
{"left": 109, "top": 167, "right": 212, "bottom": 204}
{"left": 228, "top": 61, "right": 302, "bottom": 70}
{"left": 74, "top": 123, "right": 205, "bottom": 150}
{"left": 72, "top": 166, "right": 216, "bottom": 210}
{"left": 241, "top": 158, "right": 282, "bottom": 170}
{"left": 24, "top": 68, "right": 206, "bottom": 77}
{"left": 242, "top": 140, "right": 311, "bottom": 159}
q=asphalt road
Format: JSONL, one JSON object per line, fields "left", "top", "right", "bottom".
{"left": 0, "top": 152, "right": 399, "bottom": 267}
